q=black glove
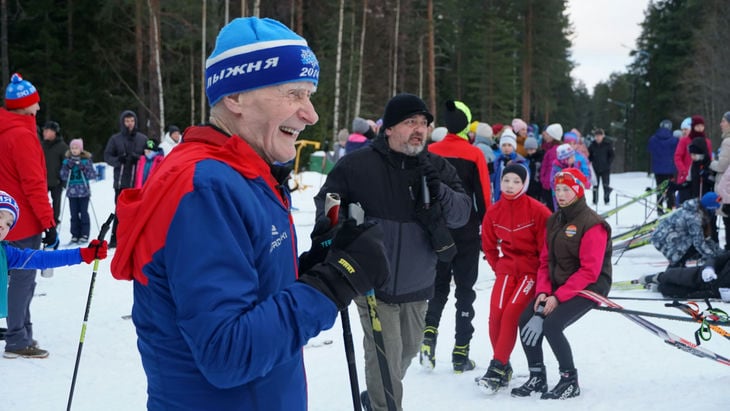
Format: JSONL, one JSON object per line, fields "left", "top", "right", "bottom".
{"left": 419, "top": 155, "right": 441, "bottom": 202}
{"left": 130, "top": 153, "right": 141, "bottom": 163}
{"left": 42, "top": 227, "right": 58, "bottom": 248}
{"left": 415, "top": 201, "right": 457, "bottom": 262}
{"left": 298, "top": 216, "right": 339, "bottom": 273}
{"left": 299, "top": 220, "right": 389, "bottom": 310}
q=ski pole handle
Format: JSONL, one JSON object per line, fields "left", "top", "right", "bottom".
{"left": 97, "top": 214, "right": 115, "bottom": 242}
{"left": 325, "top": 193, "right": 341, "bottom": 226}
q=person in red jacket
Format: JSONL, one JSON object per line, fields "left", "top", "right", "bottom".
{"left": 477, "top": 163, "right": 551, "bottom": 394}
{"left": 421, "top": 100, "right": 491, "bottom": 373}
{"left": 511, "top": 168, "right": 612, "bottom": 400}
{"left": 0, "top": 73, "right": 58, "bottom": 358}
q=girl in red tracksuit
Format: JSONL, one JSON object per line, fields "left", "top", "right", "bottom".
{"left": 478, "top": 163, "right": 551, "bottom": 394}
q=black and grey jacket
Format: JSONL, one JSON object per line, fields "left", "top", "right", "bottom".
{"left": 314, "top": 134, "right": 471, "bottom": 303}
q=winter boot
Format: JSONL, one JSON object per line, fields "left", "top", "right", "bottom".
{"left": 592, "top": 188, "right": 599, "bottom": 205}
{"left": 510, "top": 364, "right": 547, "bottom": 397}
{"left": 477, "top": 359, "right": 509, "bottom": 394}
{"left": 604, "top": 187, "right": 613, "bottom": 205}
{"left": 419, "top": 326, "right": 438, "bottom": 369}
{"left": 500, "top": 361, "right": 513, "bottom": 387}
{"left": 452, "top": 343, "right": 475, "bottom": 373}
{"left": 541, "top": 368, "right": 580, "bottom": 399}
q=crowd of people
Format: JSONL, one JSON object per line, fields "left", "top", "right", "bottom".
{"left": 2, "top": 14, "right": 729, "bottom": 411}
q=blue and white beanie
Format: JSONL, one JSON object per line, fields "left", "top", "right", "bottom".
{"left": 205, "top": 17, "right": 319, "bottom": 107}
{"left": 0, "top": 190, "right": 19, "bottom": 230}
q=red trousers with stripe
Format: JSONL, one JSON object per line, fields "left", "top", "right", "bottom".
{"left": 488, "top": 273, "right": 535, "bottom": 364}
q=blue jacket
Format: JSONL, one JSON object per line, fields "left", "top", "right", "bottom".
{"left": 0, "top": 243, "right": 82, "bottom": 318}
{"left": 647, "top": 128, "right": 678, "bottom": 175}
{"left": 111, "top": 125, "right": 337, "bottom": 410}
{"left": 60, "top": 151, "right": 97, "bottom": 198}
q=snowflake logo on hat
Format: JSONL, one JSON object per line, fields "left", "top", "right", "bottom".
{"left": 300, "top": 48, "right": 318, "bottom": 67}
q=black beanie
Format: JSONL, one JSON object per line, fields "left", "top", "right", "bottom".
{"left": 502, "top": 163, "right": 528, "bottom": 183}
{"left": 381, "top": 93, "right": 434, "bottom": 129}
{"left": 443, "top": 100, "right": 468, "bottom": 134}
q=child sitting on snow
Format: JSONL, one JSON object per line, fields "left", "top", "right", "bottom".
{"left": 0, "top": 190, "right": 108, "bottom": 358}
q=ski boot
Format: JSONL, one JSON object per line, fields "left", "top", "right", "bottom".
{"left": 452, "top": 343, "right": 475, "bottom": 373}
{"left": 511, "top": 364, "right": 547, "bottom": 397}
{"left": 476, "top": 359, "right": 508, "bottom": 394}
{"left": 419, "top": 326, "right": 438, "bottom": 369}
{"left": 500, "top": 361, "right": 513, "bottom": 387}
{"left": 541, "top": 368, "right": 580, "bottom": 399}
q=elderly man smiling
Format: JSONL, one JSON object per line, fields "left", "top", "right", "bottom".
{"left": 111, "top": 17, "right": 389, "bottom": 411}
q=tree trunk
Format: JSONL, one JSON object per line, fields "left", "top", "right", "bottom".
{"left": 253, "top": 0, "right": 260, "bottom": 17}
{"left": 332, "top": 0, "right": 345, "bottom": 142}
{"left": 392, "top": 0, "right": 400, "bottom": 96}
{"left": 136, "top": 0, "right": 146, "bottom": 130}
{"left": 295, "top": 0, "right": 303, "bottom": 35}
{"left": 1, "top": 0, "right": 8, "bottom": 82}
{"left": 147, "top": 0, "right": 163, "bottom": 138}
{"left": 200, "top": 0, "right": 207, "bottom": 123}
{"left": 345, "top": 9, "right": 356, "bottom": 127}
{"left": 521, "top": 1, "right": 533, "bottom": 121}
{"left": 427, "top": 0, "right": 436, "bottom": 118}
{"left": 354, "top": 0, "right": 368, "bottom": 118}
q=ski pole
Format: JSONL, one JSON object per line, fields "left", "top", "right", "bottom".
{"left": 79, "top": 169, "right": 100, "bottom": 233}
{"left": 346, "top": 196, "right": 396, "bottom": 411}
{"left": 67, "top": 213, "right": 114, "bottom": 411}
{"left": 324, "top": 193, "right": 362, "bottom": 411}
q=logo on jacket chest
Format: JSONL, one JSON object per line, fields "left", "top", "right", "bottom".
{"left": 564, "top": 224, "right": 577, "bottom": 237}
{"left": 270, "top": 224, "right": 288, "bottom": 252}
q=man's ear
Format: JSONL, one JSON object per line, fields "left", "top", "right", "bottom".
{"left": 221, "top": 93, "right": 243, "bottom": 114}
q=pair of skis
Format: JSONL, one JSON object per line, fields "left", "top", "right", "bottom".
{"left": 600, "top": 180, "right": 669, "bottom": 219}
{"left": 582, "top": 290, "right": 730, "bottom": 367}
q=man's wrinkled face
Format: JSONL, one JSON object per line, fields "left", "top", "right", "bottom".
{"left": 228, "top": 81, "right": 319, "bottom": 164}
{"left": 386, "top": 115, "right": 429, "bottom": 156}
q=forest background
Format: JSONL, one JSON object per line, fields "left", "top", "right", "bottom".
{"left": 2, "top": 0, "right": 729, "bottom": 172}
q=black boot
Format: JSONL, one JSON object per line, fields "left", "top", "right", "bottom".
{"left": 604, "top": 187, "right": 613, "bottom": 205}
{"left": 592, "top": 188, "right": 599, "bottom": 205}
{"left": 511, "top": 364, "right": 547, "bottom": 397}
{"left": 419, "top": 326, "right": 438, "bottom": 369}
{"left": 452, "top": 343, "right": 475, "bottom": 373}
{"left": 500, "top": 361, "right": 513, "bottom": 387}
{"left": 477, "top": 359, "right": 508, "bottom": 394}
{"left": 541, "top": 368, "right": 580, "bottom": 399}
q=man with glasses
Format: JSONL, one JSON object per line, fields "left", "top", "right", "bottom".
{"left": 315, "top": 93, "right": 471, "bottom": 410}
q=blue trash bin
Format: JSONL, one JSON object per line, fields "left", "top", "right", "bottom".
{"left": 95, "top": 164, "right": 106, "bottom": 181}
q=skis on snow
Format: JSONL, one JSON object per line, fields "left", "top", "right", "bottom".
{"left": 600, "top": 179, "right": 669, "bottom": 219}
{"left": 582, "top": 290, "right": 730, "bottom": 367}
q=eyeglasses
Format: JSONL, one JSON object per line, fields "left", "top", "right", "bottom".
{"left": 400, "top": 118, "right": 429, "bottom": 128}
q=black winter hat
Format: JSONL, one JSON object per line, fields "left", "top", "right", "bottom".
{"left": 381, "top": 93, "right": 433, "bottom": 130}
{"left": 43, "top": 120, "right": 61, "bottom": 135}
{"left": 689, "top": 137, "right": 707, "bottom": 155}
{"left": 443, "top": 100, "right": 469, "bottom": 134}
{"left": 502, "top": 163, "right": 528, "bottom": 183}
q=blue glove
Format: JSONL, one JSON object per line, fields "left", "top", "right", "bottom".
{"left": 520, "top": 304, "right": 545, "bottom": 347}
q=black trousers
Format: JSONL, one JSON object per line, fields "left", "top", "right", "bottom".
{"left": 48, "top": 184, "right": 64, "bottom": 224}
{"left": 424, "top": 236, "right": 480, "bottom": 346}
{"left": 518, "top": 296, "right": 596, "bottom": 372}
{"left": 654, "top": 174, "right": 676, "bottom": 210}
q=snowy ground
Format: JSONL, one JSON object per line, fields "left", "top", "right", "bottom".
{"left": 3, "top": 169, "right": 728, "bottom": 410}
